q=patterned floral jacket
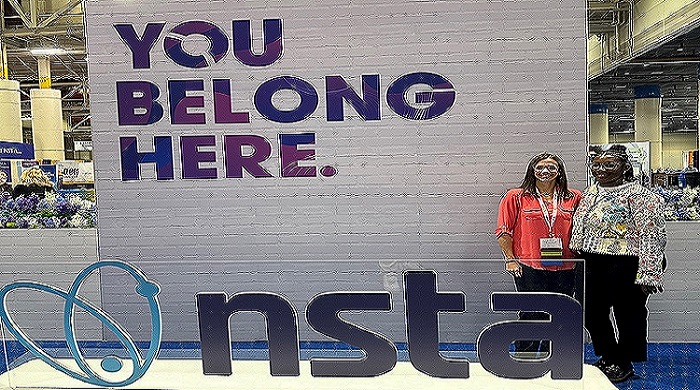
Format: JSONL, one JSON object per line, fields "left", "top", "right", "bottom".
{"left": 570, "top": 182, "right": 667, "bottom": 287}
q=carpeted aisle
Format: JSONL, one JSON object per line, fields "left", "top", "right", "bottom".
{"left": 1, "top": 342, "right": 698, "bottom": 389}
{"left": 0, "top": 359, "right": 616, "bottom": 390}
{"left": 584, "top": 344, "right": 700, "bottom": 390}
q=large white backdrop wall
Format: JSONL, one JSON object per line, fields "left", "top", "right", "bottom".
{"left": 85, "top": 0, "right": 587, "bottom": 341}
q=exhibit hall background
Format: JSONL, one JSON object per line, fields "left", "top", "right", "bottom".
{"left": 2, "top": 0, "right": 699, "bottom": 353}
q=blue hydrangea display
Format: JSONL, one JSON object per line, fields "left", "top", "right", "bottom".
{"left": 653, "top": 187, "right": 700, "bottom": 221}
{"left": 0, "top": 192, "right": 96, "bottom": 229}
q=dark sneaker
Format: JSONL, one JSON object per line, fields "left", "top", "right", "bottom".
{"left": 593, "top": 357, "right": 612, "bottom": 369}
{"left": 603, "top": 363, "right": 634, "bottom": 383}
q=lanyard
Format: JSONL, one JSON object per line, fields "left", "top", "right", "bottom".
{"left": 536, "top": 189, "right": 558, "bottom": 237}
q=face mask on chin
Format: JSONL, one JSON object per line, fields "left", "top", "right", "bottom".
{"left": 535, "top": 172, "right": 557, "bottom": 182}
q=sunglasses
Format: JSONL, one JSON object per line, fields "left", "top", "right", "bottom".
{"left": 590, "top": 161, "right": 622, "bottom": 170}
{"left": 534, "top": 164, "right": 559, "bottom": 172}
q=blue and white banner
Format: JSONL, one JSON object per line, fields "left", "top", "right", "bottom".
{"left": 85, "top": 0, "right": 587, "bottom": 268}
{"left": 0, "top": 141, "right": 34, "bottom": 160}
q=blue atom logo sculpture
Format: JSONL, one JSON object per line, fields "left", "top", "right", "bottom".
{"left": 0, "top": 261, "right": 162, "bottom": 387}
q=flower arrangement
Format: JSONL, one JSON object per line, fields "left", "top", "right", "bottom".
{"left": 0, "top": 191, "right": 96, "bottom": 229}
{"left": 653, "top": 186, "right": 700, "bottom": 221}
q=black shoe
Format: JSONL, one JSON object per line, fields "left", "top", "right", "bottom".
{"left": 593, "top": 357, "right": 612, "bottom": 369}
{"left": 603, "top": 363, "right": 634, "bottom": 383}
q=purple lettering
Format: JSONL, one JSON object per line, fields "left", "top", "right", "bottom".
{"left": 213, "top": 79, "right": 250, "bottom": 123}
{"left": 114, "top": 23, "right": 166, "bottom": 69}
{"left": 232, "top": 19, "right": 283, "bottom": 67}
{"left": 224, "top": 135, "right": 273, "bottom": 178}
{"left": 326, "top": 75, "right": 380, "bottom": 121}
{"left": 116, "top": 81, "right": 164, "bottom": 125}
{"left": 279, "top": 133, "right": 315, "bottom": 177}
{"left": 120, "top": 136, "right": 174, "bottom": 181}
{"left": 254, "top": 76, "right": 318, "bottom": 123}
{"left": 168, "top": 80, "right": 206, "bottom": 124}
{"left": 164, "top": 21, "right": 229, "bottom": 68}
{"left": 181, "top": 136, "right": 217, "bottom": 179}
{"left": 386, "top": 72, "right": 455, "bottom": 120}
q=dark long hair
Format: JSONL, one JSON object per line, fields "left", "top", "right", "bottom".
{"left": 589, "top": 144, "right": 635, "bottom": 182}
{"left": 519, "top": 152, "right": 574, "bottom": 198}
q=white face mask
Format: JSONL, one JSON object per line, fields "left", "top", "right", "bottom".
{"left": 535, "top": 172, "right": 557, "bottom": 182}
{"left": 533, "top": 160, "right": 559, "bottom": 182}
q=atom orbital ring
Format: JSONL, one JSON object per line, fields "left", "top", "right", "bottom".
{"left": 0, "top": 260, "right": 162, "bottom": 387}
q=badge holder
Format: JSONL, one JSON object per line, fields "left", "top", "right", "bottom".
{"left": 540, "top": 236, "right": 563, "bottom": 266}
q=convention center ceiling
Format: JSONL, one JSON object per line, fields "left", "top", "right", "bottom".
{"left": 589, "top": 5, "right": 700, "bottom": 134}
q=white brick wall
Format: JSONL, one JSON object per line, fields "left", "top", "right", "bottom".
{"left": 84, "top": 0, "right": 589, "bottom": 266}
{"left": 79, "top": 0, "right": 594, "bottom": 343}
{"left": 0, "top": 229, "right": 101, "bottom": 341}
{"left": 1, "top": 223, "right": 699, "bottom": 342}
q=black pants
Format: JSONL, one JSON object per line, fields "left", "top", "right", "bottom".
{"left": 513, "top": 264, "right": 577, "bottom": 352}
{"left": 582, "top": 252, "right": 649, "bottom": 363}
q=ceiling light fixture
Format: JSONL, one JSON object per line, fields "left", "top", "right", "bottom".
{"left": 29, "top": 47, "right": 66, "bottom": 56}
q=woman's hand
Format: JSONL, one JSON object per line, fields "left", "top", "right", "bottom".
{"left": 640, "top": 285, "right": 663, "bottom": 295}
{"left": 505, "top": 259, "right": 522, "bottom": 277}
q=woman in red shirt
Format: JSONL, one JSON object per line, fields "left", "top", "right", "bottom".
{"left": 495, "top": 152, "right": 582, "bottom": 357}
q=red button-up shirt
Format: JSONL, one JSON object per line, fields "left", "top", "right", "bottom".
{"left": 495, "top": 188, "right": 582, "bottom": 270}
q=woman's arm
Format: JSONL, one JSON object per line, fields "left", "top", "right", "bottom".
{"left": 497, "top": 234, "right": 516, "bottom": 259}
{"left": 630, "top": 187, "right": 667, "bottom": 288}
{"left": 497, "top": 234, "right": 522, "bottom": 276}
{"left": 495, "top": 190, "right": 522, "bottom": 276}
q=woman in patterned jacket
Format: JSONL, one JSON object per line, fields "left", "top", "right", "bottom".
{"left": 570, "top": 144, "right": 666, "bottom": 384}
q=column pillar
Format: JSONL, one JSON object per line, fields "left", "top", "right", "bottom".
{"left": 589, "top": 103, "right": 609, "bottom": 145}
{"left": 30, "top": 88, "right": 64, "bottom": 161}
{"left": 1, "top": 42, "right": 8, "bottom": 80}
{"left": 697, "top": 65, "right": 700, "bottom": 166}
{"left": 38, "top": 56, "right": 51, "bottom": 89}
{"left": 634, "top": 85, "right": 662, "bottom": 170}
{"left": 0, "top": 79, "right": 22, "bottom": 142}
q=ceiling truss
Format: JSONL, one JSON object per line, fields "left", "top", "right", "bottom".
{"left": 1, "top": 0, "right": 700, "bottom": 136}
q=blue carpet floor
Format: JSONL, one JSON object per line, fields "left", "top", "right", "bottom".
{"left": 1, "top": 341, "right": 698, "bottom": 389}
{"left": 585, "top": 343, "right": 700, "bottom": 390}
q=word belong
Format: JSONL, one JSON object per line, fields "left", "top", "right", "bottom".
{"left": 116, "top": 73, "right": 455, "bottom": 125}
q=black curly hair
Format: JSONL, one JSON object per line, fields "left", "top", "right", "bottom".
{"left": 589, "top": 144, "right": 635, "bottom": 182}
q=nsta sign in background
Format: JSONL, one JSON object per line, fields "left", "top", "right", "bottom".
{"left": 84, "top": 0, "right": 586, "bottom": 339}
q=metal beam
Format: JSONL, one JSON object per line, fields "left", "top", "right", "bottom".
{"left": 14, "top": 55, "right": 36, "bottom": 75}
{"left": 38, "top": 0, "right": 84, "bottom": 29}
{"left": 4, "top": 0, "right": 32, "bottom": 28}
{"left": 589, "top": 3, "right": 617, "bottom": 12}
{"left": 626, "top": 57, "right": 700, "bottom": 64}
{"left": 54, "top": 55, "right": 81, "bottom": 78}
{"left": 19, "top": 80, "right": 83, "bottom": 88}
{"left": 1, "top": 0, "right": 5, "bottom": 33}
{"left": 69, "top": 114, "right": 90, "bottom": 131}
{"left": 1, "top": 26, "right": 85, "bottom": 38}
{"left": 29, "top": 0, "right": 38, "bottom": 27}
